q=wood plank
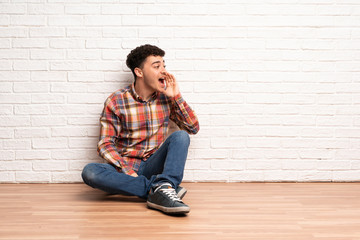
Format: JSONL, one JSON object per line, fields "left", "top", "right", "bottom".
{"left": 0, "top": 183, "right": 360, "bottom": 240}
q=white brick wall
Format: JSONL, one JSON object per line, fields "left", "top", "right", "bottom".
{"left": 1, "top": 0, "right": 360, "bottom": 183}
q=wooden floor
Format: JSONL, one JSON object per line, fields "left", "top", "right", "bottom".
{"left": 1, "top": 183, "right": 360, "bottom": 240}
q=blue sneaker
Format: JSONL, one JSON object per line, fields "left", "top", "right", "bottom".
{"left": 147, "top": 183, "right": 190, "bottom": 214}
{"left": 176, "top": 186, "right": 187, "bottom": 199}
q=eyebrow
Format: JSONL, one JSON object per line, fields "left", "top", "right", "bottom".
{"left": 151, "top": 60, "right": 165, "bottom": 65}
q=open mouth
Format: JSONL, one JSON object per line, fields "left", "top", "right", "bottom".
{"left": 159, "top": 78, "right": 166, "bottom": 89}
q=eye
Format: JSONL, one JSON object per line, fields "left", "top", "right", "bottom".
{"left": 164, "top": 65, "right": 166, "bottom": 68}
{"left": 155, "top": 65, "right": 160, "bottom": 69}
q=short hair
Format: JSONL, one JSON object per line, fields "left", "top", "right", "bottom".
{"left": 126, "top": 44, "right": 165, "bottom": 81}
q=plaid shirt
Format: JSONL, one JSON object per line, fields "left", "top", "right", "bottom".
{"left": 97, "top": 84, "right": 200, "bottom": 176}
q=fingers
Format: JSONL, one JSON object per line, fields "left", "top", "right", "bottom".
{"left": 163, "top": 71, "right": 176, "bottom": 85}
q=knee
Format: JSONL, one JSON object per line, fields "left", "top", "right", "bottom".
{"left": 81, "top": 163, "right": 98, "bottom": 185}
{"left": 171, "top": 130, "right": 190, "bottom": 147}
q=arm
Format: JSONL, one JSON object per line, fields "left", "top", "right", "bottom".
{"left": 170, "top": 93, "right": 200, "bottom": 134}
{"left": 160, "top": 72, "right": 200, "bottom": 134}
{"left": 97, "top": 98, "right": 138, "bottom": 177}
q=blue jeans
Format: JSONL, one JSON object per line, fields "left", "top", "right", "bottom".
{"left": 81, "top": 131, "right": 190, "bottom": 199}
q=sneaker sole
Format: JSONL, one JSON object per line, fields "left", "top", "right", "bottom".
{"left": 147, "top": 201, "right": 190, "bottom": 214}
{"left": 177, "top": 188, "right": 187, "bottom": 199}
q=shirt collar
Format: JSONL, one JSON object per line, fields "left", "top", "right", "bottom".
{"left": 130, "top": 83, "right": 158, "bottom": 103}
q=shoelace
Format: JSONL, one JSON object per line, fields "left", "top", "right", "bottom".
{"left": 160, "top": 188, "right": 182, "bottom": 202}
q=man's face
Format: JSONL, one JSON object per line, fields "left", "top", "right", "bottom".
{"left": 138, "top": 55, "right": 167, "bottom": 92}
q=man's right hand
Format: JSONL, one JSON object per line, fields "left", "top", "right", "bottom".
{"left": 130, "top": 172, "right": 138, "bottom": 177}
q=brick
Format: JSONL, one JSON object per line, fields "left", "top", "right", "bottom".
{"left": 48, "top": 16, "right": 83, "bottom": 26}
{"left": 4, "top": 140, "right": 31, "bottom": 150}
{"left": 101, "top": 4, "right": 136, "bottom": 14}
{"left": 0, "top": 28, "right": 27, "bottom": 37}
{"left": 32, "top": 138, "right": 67, "bottom": 149}
{"left": 0, "top": 151, "right": 15, "bottom": 160}
{"left": 193, "top": 170, "right": 229, "bottom": 182}
{"left": 317, "top": 161, "right": 350, "bottom": 170}
{"left": 67, "top": 27, "right": 102, "bottom": 37}
{"left": 211, "top": 138, "right": 246, "bottom": 149}
{"left": 15, "top": 172, "right": 50, "bottom": 183}
{"left": 14, "top": 105, "right": 49, "bottom": 115}
{"left": 51, "top": 149, "right": 99, "bottom": 160}
{"left": 11, "top": 16, "right": 45, "bottom": 26}
{"left": 122, "top": 16, "right": 157, "bottom": 26}
{"left": 263, "top": 150, "right": 298, "bottom": 159}
{"left": 0, "top": 4, "right": 26, "bottom": 14}
{"left": 194, "top": 149, "right": 228, "bottom": 159}
{"left": 0, "top": 82, "right": 12, "bottom": 93}
{"left": 67, "top": 116, "right": 99, "bottom": 126}
{"left": 68, "top": 137, "right": 98, "bottom": 149}
{"left": 299, "top": 150, "right": 332, "bottom": 159}
{"left": 68, "top": 71, "right": 104, "bottom": 82}
{"left": 0, "top": 160, "right": 32, "bottom": 171}
{"left": 33, "top": 161, "right": 67, "bottom": 171}
{"left": 0, "top": 60, "right": 11, "bottom": 70}
{"left": 31, "top": 71, "right": 66, "bottom": 82}
{"left": 211, "top": 160, "right": 245, "bottom": 170}
{"left": 50, "top": 83, "right": 86, "bottom": 93}
{"left": 30, "top": 50, "right": 65, "bottom": 60}
{"left": 0, "top": 172, "right": 15, "bottom": 183}
{"left": 50, "top": 39, "right": 85, "bottom": 49}
{"left": 185, "top": 160, "right": 210, "bottom": 170}
{"left": 13, "top": 60, "right": 48, "bottom": 70}
{"left": 31, "top": 94, "right": 65, "bottom": 104}
{"left": 139, "top": 28, "right": 173, "bottom": 38}
{"left": 51, "top": 172, "right": 82, "bottom": 183}
{"left": 67, "top": 50, "right": 101, "bottom": 60}
{"left": 16, "top": 150, "right": 50, "bottom": 160}
{"left": 68, "top": 93, "right": 104, "bottom": 104}
{"left": 84, "top": 16, "right": 122, "bottom": 26}
{"left": 102, "top": 27, "right": 137, "bottom": 38}
{"left": 51, "top": 105, "right": 101, "bottom": 115}
{"left": 86, "top": 39, "right": 123, "bottom": 49}
{"left": 315, "top": 140, "right": 349, "bottom": 149}
{"left": 247, "top": 138, "right": 281, "bottom": 148}
{"left": 229, "top": 171, "right": 264, "bottom": 182}
{"left": 65, "top": 5, "right": 100, "bottom": 14}
{"left": 263, "top": 170, "right": 298, "bottom": 182}
{"left": 0, "top": 105, "right": 13, "bottom": 115}
{"left": 0, "top": 94, "right": 30, "bottom": 104}
{"left": 0, "top": 49, "right": 29, "bottom": 59}
{"left": 335, "top": 129, "right": 360, "bottom": 138}
{"left": 297, "top": 171, "right": 332, "bottom": 182}
{"left": 86, "top": 61, "right": 121, "bottom": 71}
{"left": 14, "top": 82, "right": 49, "bottom": 93}
{"left": 0, "top": 15, "right": 9, "bottom": 26}
{"left": 300, "top": 128, "right": 334, "bottom": 138}
{"left": 0, "top": 128, "right": 14, "bottom": 139}
{"left": 50, "top": 61, "right": 85, "bottom": 71}
{"left": 333, "top": 171, "right": 360, "bottom": 181}
{"left": 317, "top": 117, "right": 353, "bottom": 127}
{"left": 51, "top": 127, "right": 98, "bottom": 137}
{"left": 335, "top": 150, "right": 360, "bottom": 160}
{"left": 31, "top": 116, "right": 66, "bottom": 127}
{"left": 138, "top": 4, "right": 172, "bottom": 15}
{"left": 15, "top": 128, "right": 50, "bottom": 138}
{"left": 27, "top": 4, "right": 64, "bottom": 14}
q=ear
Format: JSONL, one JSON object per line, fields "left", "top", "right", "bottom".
{"left": 134, "top": 67, "right": 143, "bottom": 78}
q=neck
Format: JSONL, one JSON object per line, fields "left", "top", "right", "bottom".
{"left": 134, "top": 78, "right": 155, "bottom": 101}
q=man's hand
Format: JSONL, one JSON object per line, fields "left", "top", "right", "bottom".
{"left": 160, "top": 71, "right": 180, "bottom": 98}
{"left": 130, "top": 172, "right": 138, "bottom": 177}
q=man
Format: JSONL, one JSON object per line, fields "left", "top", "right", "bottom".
{"left": 82, "top": 44, "right": 200, "bottom": 215}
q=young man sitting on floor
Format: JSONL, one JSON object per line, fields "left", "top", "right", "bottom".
{"left": 82, "top": 44, "right": 200, "bottom": 215}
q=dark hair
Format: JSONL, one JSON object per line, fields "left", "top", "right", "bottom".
{"left": 126, "top": 44, "right": 165, "bottom": 81}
